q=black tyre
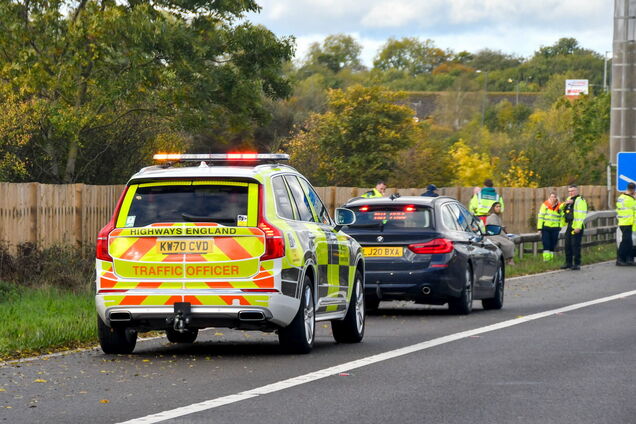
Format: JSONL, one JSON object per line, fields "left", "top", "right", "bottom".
{"left": 166, "top": 328, "right": 198, "bottom": 343}
{"left": 97, "top": 315, "right": 137, "bottom": 354}
{"left": 448, "top": 266, "right": 473, "bottom": 315}
{"left": 332, "top": 270, "right": 365, "bottom": 343}
{"left": 482, "top": 261, "right": 505, "bottom": 310}
{"left": 279, "top": 276, "right": 315, "bottom": 354}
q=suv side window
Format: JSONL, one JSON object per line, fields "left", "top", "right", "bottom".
{"left": 441, "top": 204, "right": 461, "bottom": 231}
{"left": 272, "top": 176, "right": 296, "bottom": 220}
{"left": 284, "top": 175, "right": 315, "bottom": 222}
{"left": 456, "top": 204, "right": 483, "bottom": 234}
{"left": 298, "top": 177, "right": 332, "bottom": 225}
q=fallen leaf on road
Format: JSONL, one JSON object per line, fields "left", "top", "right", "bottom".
{"left": 0, "top": 388, "right": 6, "bottom": 392}
{"left": 100, "top": 399, "right": 110, "bottom": 404}
{"left": 33, "top": 379, "right": 47, "bottom": 383}
{"left": 214, "top": 332, "right": 224, "bottom": 336}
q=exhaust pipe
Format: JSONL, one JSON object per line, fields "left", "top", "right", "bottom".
{"left": 238, "top": 311, "right": 266, "bottom": 321}
{"left": 421, "top": 286, "right": 431, "bottom": 295}
{"left": 110, "top": 311, "right": 132, "bottom": 321}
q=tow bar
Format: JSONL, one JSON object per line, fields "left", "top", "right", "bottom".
{"left": 166, "top": 302, "right": 192, "bottom": 333}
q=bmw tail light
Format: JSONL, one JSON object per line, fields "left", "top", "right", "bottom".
{"left": 258, "top": 186, "right": 285, "bottom": 260}
{"left": 408, "top": 238, "right": 454, "bottom": 254}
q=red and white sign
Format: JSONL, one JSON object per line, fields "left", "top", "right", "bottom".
{"left": 565, "top": 79, "right": 589, "bottom": 97}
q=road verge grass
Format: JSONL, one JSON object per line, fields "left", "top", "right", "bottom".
{"left": 0, "top": 242, "right": 619, "bottom": 361}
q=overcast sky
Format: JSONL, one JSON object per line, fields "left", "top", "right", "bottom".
{"left": 247, "top": 0, "right": 613, "bottom": 65}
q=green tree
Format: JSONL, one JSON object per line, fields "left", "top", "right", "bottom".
{"left": 303, "top": 34, "right": 364, "bottom": 74}
{"left": 373, "top": 38, "right": 448, "bottom": 76}
{"left": 288, "top": 85, "right": 418, "bottom": 186}
{"left": 0, "top": 0, "right": 294, "bottom": 183}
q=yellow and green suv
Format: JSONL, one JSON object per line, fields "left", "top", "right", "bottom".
{"left": 96, "top": 154, "right": 364, "bottom": 354}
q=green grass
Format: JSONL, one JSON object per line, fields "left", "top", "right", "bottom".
{"left": 507, "top": 243, "right": 616, "bottom": 277}
{"left": 0, "top": 283, "right": 95, "bottom": 360}
{"left": 0, "top": 242, "right": 619, "bottom": 361}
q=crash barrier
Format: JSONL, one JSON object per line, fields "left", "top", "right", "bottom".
{"left": 512, "top": 211, "right": 617, "bottom": 258}
{"left": 0, "top": 183, "right": 613, "bottom": 252}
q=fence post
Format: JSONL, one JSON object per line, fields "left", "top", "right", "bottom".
{"left": 29, "top": 182, "right": 39, "bottom": 246}
{"left": 74, "top": 184, "right": 84, "bottom": 247}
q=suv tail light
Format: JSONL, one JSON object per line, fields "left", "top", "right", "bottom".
{"left": 408, "top": 238, "right": 454, "bottom": 254}
{"left": 96, "top": 187, "right": 129, "bottom": 262}
{"left": 96, "top": 221, "right": 115, "bottom": 261}
{"left": 258, "top": 186, "right": 285, "bottom": 260}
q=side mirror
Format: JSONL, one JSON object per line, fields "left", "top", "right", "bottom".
{"left": 486, "top": 224, "right": 502, "bottom": 236}
{"left": 334, "top": 208, "right": 356, "bottom": 231}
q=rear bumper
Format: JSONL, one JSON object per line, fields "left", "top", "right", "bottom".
{"left": 364, "top": 267, "right": 462, "bottom": 304}
{"left": 96, "top": 291, "right": 299, "bottom": 331}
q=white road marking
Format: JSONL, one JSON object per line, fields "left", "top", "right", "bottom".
{"left": 117, "top": 289, "right": 636, "bottom": 424}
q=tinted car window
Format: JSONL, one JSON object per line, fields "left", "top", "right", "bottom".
{"left": 125, "top": 184, "right": 248, "bottom": 227}
{"left": 272, "top": 176, "right": 296, "bottom": 220}
{"left": 298, "top": 178, "right": 331, "bottom": 225}
{"left": 441, "top": 205, "right": 461, "bottom": 231}
{"left": 449, "top": 203, "right": 471, "bottom": 232}
{"left": 284, "top": 175, "right": 315, "bottom": 222}
{"left": 456, "top": 204, "right": 483, "bottom": 234}
{"left": 348, "top": 205, "right": 432, "bottom": 230}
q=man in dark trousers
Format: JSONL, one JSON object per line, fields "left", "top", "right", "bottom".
{"left": 616, "top": 182, "right": 636, "bottom": 266}
{"left": 560, "top": 184, "right": 588, "bottom": 270}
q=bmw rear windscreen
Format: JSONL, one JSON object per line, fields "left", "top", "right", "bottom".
{"left": 348, "top": 205, "right": 432, "bottom": 230}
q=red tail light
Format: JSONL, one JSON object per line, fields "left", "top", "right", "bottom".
{"left": 258, "top": 186, "right": 285, "bottom": 260}
{"left": 408, "top": 238, "right": 454, "bottom": 254}
{"left": 96, "top": 221, "right": 115, "bottom": 261}
{"left": 405, "top": 205, "right": 416, "bottom": 212}
{"left": 96, "top": 187, "right": 129, "bottom": 262}
{"left": 359, "top": 206, "right": 369, "bottom": 212}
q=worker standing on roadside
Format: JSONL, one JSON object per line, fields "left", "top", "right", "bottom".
{"left": 421, "top": 184, "right": 439, "bottom": 197}
{"left": 616, "top": 182, "right": 636, "bottom": 266}
{"left": 469, "top": 179, "right": 504, "bottom": 224}
{"left": 537, "top": 192, "right": 564, "bottom": 262}
{"left": 361, "top": 181, "right": 387, "bottom": 198}
{"left": 560, "top": 184, "right": 588, "bottom": 270}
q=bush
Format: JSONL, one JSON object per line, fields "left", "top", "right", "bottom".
{"left": 0, "top": 243, "right": 94, "bottom": 293}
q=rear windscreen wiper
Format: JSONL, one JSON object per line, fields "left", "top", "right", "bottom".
{"left": 181, "top": 213, "right": 235, "bottom": 224}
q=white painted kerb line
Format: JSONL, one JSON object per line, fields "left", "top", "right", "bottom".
{"left": 118, "top": 290, "right": 636, "bottom": 424}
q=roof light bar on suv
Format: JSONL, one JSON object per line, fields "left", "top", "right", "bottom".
{"left": 153, "top": 153, "right": 290, "bottom": 162}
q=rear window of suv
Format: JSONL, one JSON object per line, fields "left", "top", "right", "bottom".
{"left": 348, "top": 205, "right": 433, "bottom": 230}
{"left": 117, "top": 181, "right": 258, "bottom": 228}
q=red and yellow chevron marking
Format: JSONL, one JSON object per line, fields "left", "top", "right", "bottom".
{"left": 102, "top": 294, "right": 269, "bottom": 307}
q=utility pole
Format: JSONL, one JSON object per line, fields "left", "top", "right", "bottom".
{"left": 603, "top": 51, "right": 611, "bottom": 92}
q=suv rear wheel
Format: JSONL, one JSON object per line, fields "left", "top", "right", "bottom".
{"left": 166, "top": 328, "right": 198, "bottom": 344}
{"left": 332, "top": 270, "right": 365, "bottom": 343}
{"left": 97, "top": 316, "right": 137, "bottom": 354}
{"left": 278, "top": 276, "right": 315, "bottom": 354}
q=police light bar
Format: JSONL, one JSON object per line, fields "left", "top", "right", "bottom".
{"left": 153, "top": 153, "right": 290, "bottom": 162}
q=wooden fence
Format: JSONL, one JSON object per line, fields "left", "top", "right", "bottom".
{"left": 0, "top": 183, "right": 612, "bottom": 251}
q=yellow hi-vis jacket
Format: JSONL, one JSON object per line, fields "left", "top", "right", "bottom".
{"left": 537, "top": 201, "right": 564, "bottom": 229}
{"left": 616, "top": 193, "right": 636, "bottom": 227}
{"left": 560, "top": 195, "right": 588, "bottom": 230}
{"left": 361, "top": 188, "right": 383, "bottom": 198}
{"left": 469, "top": 188, "right": 504, "bottom": 216}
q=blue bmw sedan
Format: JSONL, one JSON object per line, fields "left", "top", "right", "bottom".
{"left": 341, "top": 196, "right": 505, "bottom": 314}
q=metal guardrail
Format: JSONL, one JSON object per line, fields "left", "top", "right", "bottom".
{"left": 511, "top": 210, "right": 617, "bottom": 258}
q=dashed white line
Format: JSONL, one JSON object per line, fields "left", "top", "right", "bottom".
{"left": 117, "top": 289, "right": 636, "bottom": 424}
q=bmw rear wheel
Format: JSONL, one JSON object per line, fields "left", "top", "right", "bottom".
{"left": 332, "top": 270, "right": 365, "bottom": 343}
{"left": 482, "top": 261, "right": 504, "bottom": 310}
{"left": 279, "top": 276, "right": 315, "bottom": 354}
{"left": 449, "top": 266, "right": 473, "bottom": 315}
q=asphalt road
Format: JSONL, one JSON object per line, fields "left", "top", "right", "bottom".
{"left": 1, "top": 262, "right": 635, "bottom": 424}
